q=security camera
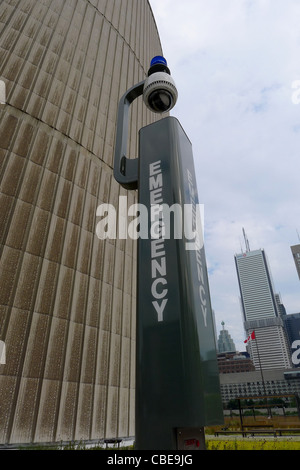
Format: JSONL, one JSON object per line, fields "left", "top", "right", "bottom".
{"left": 143, "top": 56, "right": 178, "bottom": 114}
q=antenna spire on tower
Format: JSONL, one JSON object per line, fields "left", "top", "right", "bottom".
{"left": 242, "top": 227, "right": 250, "bottom": 252}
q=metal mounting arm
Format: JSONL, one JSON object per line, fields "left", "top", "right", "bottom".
{"left": 113, "top": 80, "right": 145, "bottom": 190}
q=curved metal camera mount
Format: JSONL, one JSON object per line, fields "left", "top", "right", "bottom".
{"left": 113, "top": 57, "right": 177, "bottom": 190}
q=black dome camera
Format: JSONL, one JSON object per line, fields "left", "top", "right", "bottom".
{"left": 143, "top": 56, "right": 178, "bottom": 114}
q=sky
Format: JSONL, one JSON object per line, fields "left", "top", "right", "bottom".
{"left": 149, "top": 0, "right": 300, "bottom": 351}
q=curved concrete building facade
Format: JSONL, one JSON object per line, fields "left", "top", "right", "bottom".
{"left": 0, "top": 0, "right": 163, "bottom": 445}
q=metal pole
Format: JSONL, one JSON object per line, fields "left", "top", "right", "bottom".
{"left": 238, "top": 398, "right": 243, "bottom": 432}
{"left": 113, "top": 81, "right": 145, "bottom": 190}
{"left": 253, "top": 334, "right": 270, "bottom": 417}
{"left": 253, "top": 334, "right": 266, "bottom": 394}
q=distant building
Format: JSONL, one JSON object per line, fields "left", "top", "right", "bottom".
{"left": 235, "top": 245, "right": 291, "bottom": 370}
{"left": 220, "top": 368, "right": 300, "bottom": 405}
{"left": 275, "top": 293, "right": 287, "bottom": 316}
{"left": 284, "top": 313, "right": 300, "bottom": 345}
{"left": 291, "top": 244, "right": 300, "bottom": 281}
{"left": 217, "top": 322, "right": 236, "bottom": 353}
{"left": 217, "top": 351, "right": 255, "bottom": 374}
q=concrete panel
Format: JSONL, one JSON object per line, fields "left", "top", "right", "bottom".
{"left": 0, "top": 0, "right": 163, "bottom": 445}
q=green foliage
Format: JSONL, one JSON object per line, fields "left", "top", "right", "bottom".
{"left": 206, "top": 438, "right": 300, "bottom": 450}
{"left": 19, "top": 440, "right": 135, "bottom": 450}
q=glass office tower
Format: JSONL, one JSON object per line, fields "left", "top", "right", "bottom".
{"left": 0, "top": 0, "right": 163, "bottom": 446}
{"left": 235, "top": 249, "right": 291, "bottom": 370}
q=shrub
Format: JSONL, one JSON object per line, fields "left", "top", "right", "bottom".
{"left": 206, "top": 438, "right": 300, "bottom": 450}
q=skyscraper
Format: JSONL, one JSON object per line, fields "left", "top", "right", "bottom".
{"left": 291, "top": 244, "right": 300, "bottom": 281}
{"left": 0, "top": 0, "right": 163, "bottom": 446}
{"left": 235, "top": 247, "right": 291, "bottom": 370}
{"left": 217, "top": 322, "right": 236, "bottom": 353}
{"left": 284, "top": 313, "right": 300, "bottom": 344}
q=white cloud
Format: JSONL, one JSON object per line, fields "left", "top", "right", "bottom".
{"left": 150, "top": 0, "right": 300, "bottom": 351}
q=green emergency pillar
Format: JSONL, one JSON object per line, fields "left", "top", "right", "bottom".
{"left": 135, "top": 117, "right": 223, "bottom": 450}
